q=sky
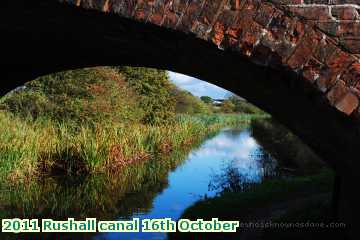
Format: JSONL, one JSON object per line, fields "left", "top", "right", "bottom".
{"left": 168, "top": 71, "right": 232, "bottom": 99}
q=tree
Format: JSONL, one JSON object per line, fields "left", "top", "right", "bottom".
{"left": 1, "top": 67, "right": 141, "bottom": 125}
{"left": 200, "top": 96, "right": 213, "bottom": 105}
{"left": 228, "top": 95, "right": 264, "bottom": 114}
{"left": 172, "top": 88, "right": 212, "bottom": 114}
{"left": 220, "top": 100, "right": 235, "bottom": 113}
{"left": 117, "top": 67, "right": 176, "bottom": 125}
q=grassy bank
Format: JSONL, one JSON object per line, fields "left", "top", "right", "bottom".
{"left": 0, "top": 140, "right": 206, "bottom": 240}
{"left": 0, "top": 67, "right": 269, "bottom": 183}
{"left": 169, "top": 118, "right": 337, "bottom": 240}
{"left": 177, "top": 169, "right": 333, "bottom": 219}
{"left": 169, "top": 169, "right": 334, "bottom": 239}
{"left": 0, "top": 111, "right": 262, "bottom": 183}
{"left": 0, "top": 149, "right": 196, "bottom": 221}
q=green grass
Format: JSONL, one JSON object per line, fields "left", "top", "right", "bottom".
{"left": 0, "top": 147, "right": 201, "bottom": 240}
{"left": 177, "top": 169, "right": 334, "bottom": 221}
{"left": 176, "top": 113, "right": 269, "bottom": 126}
{"left": 0, "top": 111, "right": 263, "bottom": 183}
{"left": 0, "top": 112, "right": 266, "bottom": 239}
{"left": 0, "top": 151, "right": 192, "bottom": 220}
{"left": 169, "top": 169, "right": 334, "bottom": 240}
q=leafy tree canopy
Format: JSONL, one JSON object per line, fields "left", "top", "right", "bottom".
{"left": 1, "top": 67, "right": 143, "bottom": 125}
{"left": 172, "top": 89, "right": 212, "bottom": 115}
{"left": 117, "top": 67, "right": 176, "bottom": 125}
{"left": 200, "top": 96, "right": 213, "bottom": 105}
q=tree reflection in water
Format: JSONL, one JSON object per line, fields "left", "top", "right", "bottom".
{"left": 208, "top": 148, "right": 278, "bottom": 194}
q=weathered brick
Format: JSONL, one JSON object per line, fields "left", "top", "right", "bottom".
{"left": 177, "top": 0, "right": 206, "bottom": 34}
{"left": 327, "top": 80, "right": 348, "bottom": 106}
{"left": 342, "top": 62, "right": 360, "bottom": 89}
{"left": 302, "top": 58, "right": 324, "bottom": 83}
{"left": 62, "top": 0, "right": 360, "bottom": 118}
{"left": 335, "top": 92, "right": 359, "bottom": 115}
{"left": 287, "top": 30, "right": 322, "bottom": 70}
{"left": 316, "top": 49, "right": 355, "bottom": 92}
{"left": 332, "top": 6, "right": 360, "bottom": 20}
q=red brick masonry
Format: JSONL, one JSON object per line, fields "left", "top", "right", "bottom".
{"left": 60, "top": 0, "right": 360, "bottom": 116}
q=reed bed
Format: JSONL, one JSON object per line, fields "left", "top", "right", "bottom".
{"left": 0, "top": 111, "right": 263, "bottom": 183}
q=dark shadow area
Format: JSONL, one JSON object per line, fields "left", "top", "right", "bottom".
{"left": 169, "top": 120, "right": 345, "bottom": 240}
{"left": 1, "top": 1, "right": 359, "bottom": 238}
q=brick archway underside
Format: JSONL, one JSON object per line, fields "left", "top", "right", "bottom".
{"left": 0, "top": 1, "right": 360, "bottom": 235}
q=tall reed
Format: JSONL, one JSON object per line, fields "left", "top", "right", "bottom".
{"left": 0, "top": 111, "right": 264, "bottom": 183}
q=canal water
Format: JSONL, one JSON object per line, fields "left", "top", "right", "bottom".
{"left": 2, "top": 121, "right": 318, "bottom": 240}
{"left": 94, "top": 127, "right": 278, "bottom": 240}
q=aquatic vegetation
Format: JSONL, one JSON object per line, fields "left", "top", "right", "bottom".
{"left": 0, "top": 66, "right": 269, "bottom": 182}
{"left": 0, "top": 151, "right": 190, "bottom": 239}
{"left": 0, "top": 153, "right": 187, "bottom": 220}
{"left": 0, "top": 111, "right": 257, "bottom": 183}
{"left": 176, "top": 113, "right": 268, "bottom": 126}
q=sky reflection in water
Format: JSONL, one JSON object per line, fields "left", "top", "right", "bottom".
{"left": 95, "top": 127, "right": 276, "bottom": 240}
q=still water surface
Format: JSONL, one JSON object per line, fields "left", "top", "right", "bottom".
{"left": 94, "top": 127, "right": 277, "bottom": 240}
{"left": 0, "top": 125, "right": 286, "bottom": 240}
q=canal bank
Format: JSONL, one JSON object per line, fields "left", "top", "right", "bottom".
{"left": 0, "top": 119, "right": 334, "bottom": 240}
{"left": 170, "top": 119, "right": 339, "bottom": 240}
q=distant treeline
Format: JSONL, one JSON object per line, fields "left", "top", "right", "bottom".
{"left": 0, "top": 67, "right": 263, "bottom": 126}
{"left": 0, "top": 67, "right": 266, "bottom": 181}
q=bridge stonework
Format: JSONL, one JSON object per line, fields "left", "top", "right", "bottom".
{"left": 1, "top": 1, "right": 360, "bottom": 237}
{"left": 283, "top": 1, "right": 360, "bottom": 56}
{"left": 61, "top": 0, "right": 360, "bottom": 118}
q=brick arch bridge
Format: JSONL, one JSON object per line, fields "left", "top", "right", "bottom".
{"left": 1, "top": 0, "right": 359, "bottom": 237}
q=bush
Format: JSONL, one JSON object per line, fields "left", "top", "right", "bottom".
{"left": 172, "top": 89, "right": 212, "bottom": 114}
{"left": 1, "top": 67, "right": 145, "bottom": 126}
{"left": 117, "top": 67, "right": 176, "bottom": 125}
